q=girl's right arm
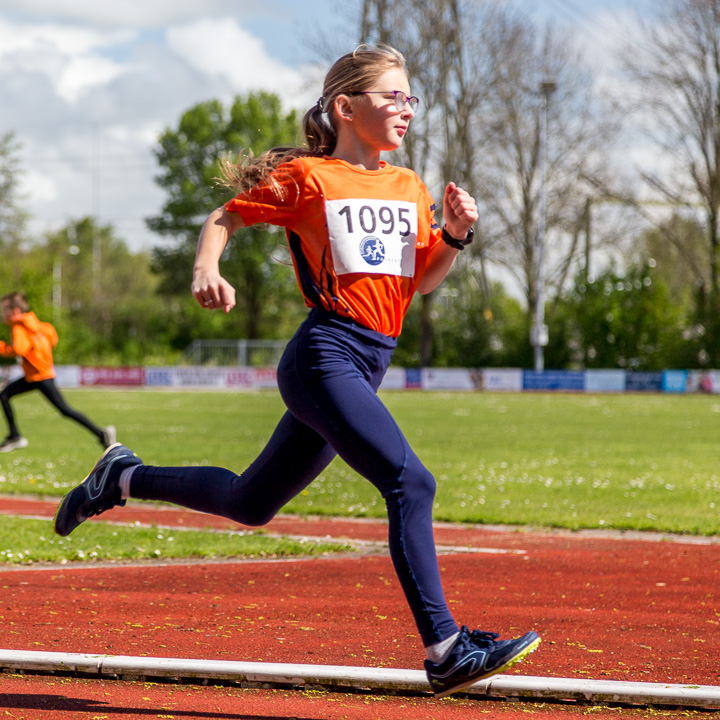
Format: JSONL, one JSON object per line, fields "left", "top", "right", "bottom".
{"left": 191, "top": 206, "right": 246, "bottom": 313}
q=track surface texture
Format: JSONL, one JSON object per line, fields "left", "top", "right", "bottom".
{"left": 1, "top": 496, "right": 718, "bottom": 719}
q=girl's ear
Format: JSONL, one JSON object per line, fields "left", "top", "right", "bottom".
{"left": 334, "top": 94, "right": 354, "bottom": 122}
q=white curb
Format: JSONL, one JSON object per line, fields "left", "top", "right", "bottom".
{"left": 0, "top": 649, "right": 718, "bottom": 708}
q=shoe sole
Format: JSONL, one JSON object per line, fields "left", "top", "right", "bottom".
{"left": 433, "top": 636, "right": 541, "bottom": 698}
{"left": 53, "top": 442, "right": 124, "bottom": 536}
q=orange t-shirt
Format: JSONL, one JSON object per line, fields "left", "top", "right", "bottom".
{"left": 0, "top": 311, "right": 58, "bottom": 382}
{"left": 225, "top": 156, "right": 444, "bottom": 337}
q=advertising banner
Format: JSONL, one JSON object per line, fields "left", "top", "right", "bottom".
{"left": 584, "top": 369, "right": 626, "bottom": 393}
{"left": 422, "top": 368, "right": 477, "bottom": 391}
{"left": 405, "top": 368, "right": 422, "bottom": 389}
{"left": 252, "top": 368, "right": 278, "bottom": 389}
{"left": 50, "top": 364, "right": 720, "bottom": 395}
{"left": 625, "top": 371, "right": 663, "bottom": 392}
{"left": 379, "top": 367, "right": 406, "bottom": 390}
{"left": 523, "top": 370, "right": 584, "bottom": 391}
{"left": 144, "top": 367, "right": 279, "bottom": 389}
{"left": 661, "top": 370, "right": 688, "bottom": 393}
{"left": 481, "top": 368, "right": 523, "bottom": 392}
{"left": 54, "top": 365, "right": 81, "bottom": 388}
{"left": 225, "top": 369, "right": 259, "bottom": 388}
{"left": 685, "top": 370, "right": 720, "bottom": 394}
{"left": 80, "top": 367, "right": 144, "bottom": 386}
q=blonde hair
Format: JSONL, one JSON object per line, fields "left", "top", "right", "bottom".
{"left": 219, "top": 44, "right": 407, "bottom": 196}
{"left": 1, "top": 291, "right": 29, "bottom": 313}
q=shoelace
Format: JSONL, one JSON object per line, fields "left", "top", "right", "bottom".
{"left": 467, "top": 629, "right": 500, "bottom": 649}
{"left": 86, "top": 494, "right": 125, "bottom": 519}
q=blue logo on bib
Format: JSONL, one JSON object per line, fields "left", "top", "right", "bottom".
{"left": 359, "top": 236, "right": 385, "bottom": 266}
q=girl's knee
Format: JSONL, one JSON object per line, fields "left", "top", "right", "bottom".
{"left": 385, "top": 463, "right": 436, "bottom": 507}
{"left": 227, "top": 504, "right": 277, "bottom": 527}
{"left": 414, "top": 467, "right": 437, "bottom": 502}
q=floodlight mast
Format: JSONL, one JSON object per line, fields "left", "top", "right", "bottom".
{"left": 532, "top": 80, "right": 557, "bottom": 372}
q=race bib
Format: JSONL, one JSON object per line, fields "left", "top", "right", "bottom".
{"left": 325, "top": 198, "right": 417, "bottom": 277}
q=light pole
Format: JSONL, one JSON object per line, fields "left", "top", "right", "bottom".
{"left": 53, "top": 229, "right": 81, "bottom": 323}
{"left": 532, "top": 79, "right": 557, "bottom": 372}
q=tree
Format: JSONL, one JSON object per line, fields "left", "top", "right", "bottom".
{"left": 147, "top": 93, "right": 304, "bottom": 339}
{"left": 472, "top": 15, "right": 619, "bottom": 333}
{"left": 560, "top": 262, "right": 686, "bottom": 370}
{"left": 621, "top": 0, "right": 720, "bottom": 361}
{"left": 639, "top": 214, "right": 704, "bottom": 313}
{"left": 357, "top": 1, "right": 618, "bottom": 367}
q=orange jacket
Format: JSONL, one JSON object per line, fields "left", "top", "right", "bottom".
{"left": 0, "top": 311, "right": 58, "bottom": 381}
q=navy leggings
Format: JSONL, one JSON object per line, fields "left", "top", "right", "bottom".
{"left": 130, "top": 309, "right": 459, "bottom": 646}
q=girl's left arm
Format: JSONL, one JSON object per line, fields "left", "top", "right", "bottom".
{"left": 417, "top": 182, "right": 478, "bottom": 295}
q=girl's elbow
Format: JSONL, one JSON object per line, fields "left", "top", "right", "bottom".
{"left": 221, "top": 207, "right": 245, "bottom": 235}
{"left": 417, "top": 279, "right": 439, "bottom": 295}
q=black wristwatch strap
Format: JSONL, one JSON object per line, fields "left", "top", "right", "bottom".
{"left": 441, "top": 226, "right": 474, "bottom": 250}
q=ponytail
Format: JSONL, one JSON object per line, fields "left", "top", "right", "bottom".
{"left": 302, "top": 99, "right": 337, "bottom": 156}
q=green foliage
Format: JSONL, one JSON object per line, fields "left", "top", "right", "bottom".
{"left": 691, "top": 294, "right": 720, "bottom": 367}
{"left": 558, "top": 262, "right": 686, "bottom": 370}
{"left": 395, "top": 269, "right": 529, "bottom": 368}
{"left": 1, "top": 389, "right": 718, "bottom": 536}
{"left": 0, "top": 515, "right": 350, "bottom": 565}
{"left": 15, "top": 217, "right": 175, "bottom": 364}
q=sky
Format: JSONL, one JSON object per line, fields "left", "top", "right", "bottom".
{"left": 0, "top": 0, "right": 638, "bottom": 253}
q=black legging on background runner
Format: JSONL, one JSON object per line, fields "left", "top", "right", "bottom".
{"left": 130, "top": 308, "right": 460, "bottom": 647}
{"left": 0, "top": 376, "right": 105, "bottom": 441}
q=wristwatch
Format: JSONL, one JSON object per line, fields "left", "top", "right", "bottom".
{"left": 441, "top": 225, "right": 474, "bottom": 250}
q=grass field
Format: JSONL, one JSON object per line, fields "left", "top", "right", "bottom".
{"left": 1, "top": 388, "right": 718, "bottom": 537}
{"left": 0, "top": 516, "right": 350, "bottom": 565}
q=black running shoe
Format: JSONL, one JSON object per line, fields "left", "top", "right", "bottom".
{"left": 0, "top": 435, "right": 28, "bottom": 453}
{"left": 54, "top": 443, "right": 142, "bottom": 537}
{"left": 425, "top": 626, "right": 541, "bottom": 697}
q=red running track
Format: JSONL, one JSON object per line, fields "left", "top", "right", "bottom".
{"left": 0, "top": 496, "right": 718, "bottom": 719}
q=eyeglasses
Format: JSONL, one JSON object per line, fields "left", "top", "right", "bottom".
{"left": 353, "top": 90, "right": 420, "bottom": 112}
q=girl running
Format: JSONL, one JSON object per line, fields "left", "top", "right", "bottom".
{"left": 0, "top": 291, "right": 115, "bottom": 452}
{"left": 55, "top": 44, "right": 539, "bottom": 697}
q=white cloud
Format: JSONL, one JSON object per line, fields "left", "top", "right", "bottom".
{"left": 0, "top": 19, "right": 132, "bottom": 102}
{"left": 165, "top": 18, "right": 309, "bottom": 101}
{"left": 0, "top": 19, "right": 132, "bottom": 54}
{"left": 57, "top": 55, "right": 127, "bottom": 103}
{"left": 20, "top": 169, "right": 57, "bottom": 205}
{"left": 0, "top": 0, "right": 258, "bottom": 29}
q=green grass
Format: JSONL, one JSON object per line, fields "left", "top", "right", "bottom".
{"left": 0, "top": 516, "right": 350, "bottom": 565}
{"left": 1, "top": 389, "right": 719, "bottom": 535}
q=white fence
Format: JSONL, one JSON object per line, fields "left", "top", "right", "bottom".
{"left": 180, "top": 340, "right": 287, "bottom": 367}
